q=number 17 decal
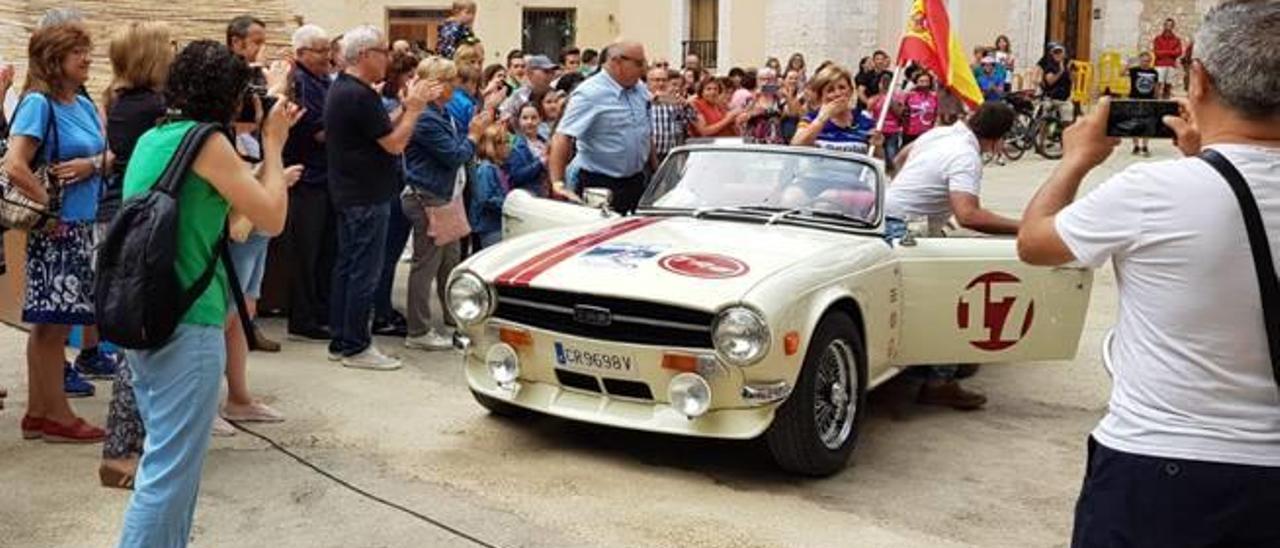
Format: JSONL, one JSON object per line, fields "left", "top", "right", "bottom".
{"left": 956, "top": 272, "right": 1036, "bottom": 351}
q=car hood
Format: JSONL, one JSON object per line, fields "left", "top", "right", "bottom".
{"left": 466, "top": 215, "right": 884, "bottom": 310}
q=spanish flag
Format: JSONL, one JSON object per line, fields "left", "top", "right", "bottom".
{"left": 898, "top": 0, "right": 984, "bottom": 108}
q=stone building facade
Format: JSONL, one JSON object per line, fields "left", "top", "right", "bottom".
{"left": 0, "top": 0, "right": 1219, "bottom": 101}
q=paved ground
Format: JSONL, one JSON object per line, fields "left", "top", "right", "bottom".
{"left": 0, "top": 145, "right": 1166, "bottom": 548}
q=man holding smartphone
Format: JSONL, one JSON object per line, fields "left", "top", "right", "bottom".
{"left": 1019, "top": 2, "right": 1280, "bottom": 545}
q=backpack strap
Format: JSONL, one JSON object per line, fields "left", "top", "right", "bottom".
{"left": 155, "top": 122, "right": 220, "bottom": 196}
{"left": 1198, "top": 149, "right": 1280, "bottom": 391}
{"left": 165, "top": 123, "right": 227, "bottom": 318}
{"left": 220, "top": 233, "right": 258, "bottom": 349}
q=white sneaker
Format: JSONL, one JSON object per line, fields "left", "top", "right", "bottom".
{"left": 327, "top": 351, "right": 343, "bottom": 362}
{"left": 405, "top": 328, "right": 454, "bottom": 351}
{"left": 341, "top": 346, "right": 403, "bottom": 371}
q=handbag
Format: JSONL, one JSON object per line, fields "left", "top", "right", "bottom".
{"left": 0, "top": 93, "right": 62, "bottom": 230}
{"left": 425, "top": 165, "right": 472, "bottom": 246}
{"left": 1198, "top": 149, "right": 1280, "bottom": 394}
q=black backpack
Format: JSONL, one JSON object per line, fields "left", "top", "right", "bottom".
{"left": 95, "top": 122, "right": 254, "bottom": 349}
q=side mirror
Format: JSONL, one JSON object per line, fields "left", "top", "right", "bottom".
{"left": 583, "top": 188, "right": 613, "bottom": 211}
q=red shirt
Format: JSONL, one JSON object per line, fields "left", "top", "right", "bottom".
{"left": 692, "top": 98, "right": 738, "bottom": 137}
{"left": 1153, "top": 32, "right": 1183, "bottom": 67}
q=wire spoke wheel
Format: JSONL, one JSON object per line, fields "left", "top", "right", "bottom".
{"left": 813, "top": 339, "right": 857, "bottom": 450}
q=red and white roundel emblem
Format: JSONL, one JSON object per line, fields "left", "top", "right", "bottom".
{"left": 956, "top": 271, "right": 1035, "bottom": 351}
{"left": 659, "top": 253, "right": 750, "bottom": 279}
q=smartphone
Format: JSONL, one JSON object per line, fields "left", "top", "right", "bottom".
{"left": 761, "top": 84, "right": 779, "bottom": 95}
{"left": 1106, "top": 99, "right": 1179, "bottom": 138}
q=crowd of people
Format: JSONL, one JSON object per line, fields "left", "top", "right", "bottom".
{"left": 0, "top": 0, "right": 1275, "bottom": 546}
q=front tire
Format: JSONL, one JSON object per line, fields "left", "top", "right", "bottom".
{"left": 471, "top": 389, "right": 531, "bottom": 418}
{"left": 765, "top": 313, "right": 867, "bottom": 476}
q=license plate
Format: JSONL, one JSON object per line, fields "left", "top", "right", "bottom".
{"left": 554, "top": 342, "right": 635, "bottom": 373}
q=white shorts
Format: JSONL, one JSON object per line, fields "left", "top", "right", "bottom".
{"left": 1155, "top": 66, "right": 1175, "bottom": 84}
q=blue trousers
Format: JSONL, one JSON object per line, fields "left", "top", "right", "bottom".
{"left": 119, "top": 324, "right": 225, "bottom": 548}
{"left": 374, "top": 195, "right": 411, "bottom": 320}
{"left": 329, "top": 202, "right": 390, "bottom": 357}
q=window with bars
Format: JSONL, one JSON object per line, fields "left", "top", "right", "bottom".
{"left": 522, "top": 9, "right": 576, "bottom": 59}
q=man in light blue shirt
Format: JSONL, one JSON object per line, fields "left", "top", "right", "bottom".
{"left": 549, "top": 41, "right": 652, "bottom": 213}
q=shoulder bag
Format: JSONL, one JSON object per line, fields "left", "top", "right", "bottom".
{"left": 0, "top": 93, "right": 62, "bottom": 230}
{"left": 1199, "top": 149, "right": 1280, "bottom": 394}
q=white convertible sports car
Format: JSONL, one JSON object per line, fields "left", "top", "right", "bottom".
{"left": 446, "top": 144, "right": 1093, "bottom": 476}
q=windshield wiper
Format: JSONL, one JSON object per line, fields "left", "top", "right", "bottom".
{"left": 690, "top": 205, "right": 770, "bottom": 219}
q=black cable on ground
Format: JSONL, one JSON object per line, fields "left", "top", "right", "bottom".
{"left": 230, "top": 421, "right": 501, "bottom": 548}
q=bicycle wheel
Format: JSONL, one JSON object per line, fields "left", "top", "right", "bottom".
{"left": 1035, "top": 117, "right": 1064, "bottom": 160}
{"left": 1003, "top": 116, "right": 1029, "bottom": 161}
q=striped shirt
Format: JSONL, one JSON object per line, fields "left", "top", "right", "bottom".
{"left": 651, "top": 101, "right": 694, "bottom": 160}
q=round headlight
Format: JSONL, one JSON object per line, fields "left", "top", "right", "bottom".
{"left": 712, "top": 307, "right": 771, "bottom": 366}
{"left": 667, "top": 372, "right": 712, "bottom": 417}
{"left": 447, "top": 272, "right": 491, "bottom": 325}
{"left": 485, "top": 343, "right": 520, "bottom": 386}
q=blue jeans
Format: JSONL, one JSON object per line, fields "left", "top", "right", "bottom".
{"left": 882, "top": 132, "right": 902, "bottom": 173}
{"left": 329, "top": 203, "right": 390, "bottom": 357}
{"left": 119, "top": 324, "right": 225, "bottom": 548}
{"left": 374, "top": 196, "right": 411, "bottom": 320}
{"left": 228, "top": 232, "right": 270, "bottom": 300}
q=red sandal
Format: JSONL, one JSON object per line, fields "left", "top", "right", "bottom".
{"left": 21, "top": 415, "right": 44, "bottom": 440}
{"left": 42, "top": 418, "right": 105, "bottom": 444}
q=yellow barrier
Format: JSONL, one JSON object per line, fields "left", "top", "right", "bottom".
{"left": 1070, "top": 61, "right": 1093, "bottom": 104}
{"left": 1096, "top": 50, "right": 1129, "bottom": 96}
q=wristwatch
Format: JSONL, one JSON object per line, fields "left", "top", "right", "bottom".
{"left": 90, "top": 155, "right": 103, "bottom": 175}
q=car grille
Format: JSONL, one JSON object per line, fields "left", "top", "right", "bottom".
{"left": 493, "top": 285, "right": 715, "bottom": 348}
{"left": 554, "top": 369, "right": 656, "bottom": 401}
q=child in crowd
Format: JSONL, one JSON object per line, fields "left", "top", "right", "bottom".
{"left": 1128, "top": 51, "right": 1160, "bottom": 156}
{"left": 515, "top": 103, "right": 547, "bottom": 163}
{"left": 436, "top": 0, "right": 477, "bottom": 59}
{"left": 867, "top": 72, "right": 903, "bottom": 171}
{"left": 469, "top": 124, "right": 511, "bottom": 250}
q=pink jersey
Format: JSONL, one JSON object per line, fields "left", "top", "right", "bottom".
{"left": 868, "top": 94, "right": 902, "bottom": 135}
{"left": 903, "top": 90, "right": 938, "bottom": 137}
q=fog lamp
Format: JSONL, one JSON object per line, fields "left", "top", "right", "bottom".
{"left": 667, "top": 372, "right": 712, "bottom": 418}
{"left": 485, "top": 343, "right": 520, "bottom": 387}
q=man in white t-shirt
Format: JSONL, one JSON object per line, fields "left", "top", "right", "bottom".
{"left": 886, "top": 101, "right": 1021, "bottom": 236}
{"left": 1018, "top": 3, "right": 1280, "bottom": 546}
{"left": 884, "top": 101, "right": 1020, "bottom": 410}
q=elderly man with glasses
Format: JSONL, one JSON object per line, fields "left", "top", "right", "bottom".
{"left": 549, "top": 41, "right": 653, "bottom": 213}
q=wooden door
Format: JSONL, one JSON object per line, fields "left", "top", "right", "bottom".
{"left": 1046, "top": 0, "right": 1092, "bottom": 61}
{"left": 690, "top": 0, "right": 718, "bottom": 41}
{"left": 387, "top": 9, "right": 448, "bottom": 53}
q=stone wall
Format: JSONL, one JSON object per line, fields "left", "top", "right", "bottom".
{"left": 764, "top": 0, "right": 880, "bottom": 71}
{"left": 0, "top": 0, "right": 298, "bottom": 99}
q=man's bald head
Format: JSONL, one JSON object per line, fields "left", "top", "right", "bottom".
{"left": 605, "top": 41, "right": 647, "bottom": 88}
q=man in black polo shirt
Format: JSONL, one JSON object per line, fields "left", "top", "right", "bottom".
{"left": 325, "top": 25, "right": 436, "bottom": 370}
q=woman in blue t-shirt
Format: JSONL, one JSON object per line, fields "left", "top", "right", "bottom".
{"left": 791, "top": 64, "right": 877, "bottom": 154}
{"left": 2, "top": 22, "right": 107, "bottom": 443}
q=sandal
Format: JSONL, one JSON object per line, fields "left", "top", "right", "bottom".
{"left": 99, "top": 457, "right": 139, "bottom": 490}
{"left": 221, "top": 401, "right": 285, "bottom": 423}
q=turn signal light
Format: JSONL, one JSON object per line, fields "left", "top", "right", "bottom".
{"left": 662, "top": 353, "right": 699, "bottom": 372}
{"left": 784, "top": 332, "right": 801, "bottom": 356}
{"left": 499, "top": 326, "right": 533, "bottom": 348}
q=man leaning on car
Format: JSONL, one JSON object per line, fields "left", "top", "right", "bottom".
{"left": 883, "top": 101, "right": 1021, "bottom": 410}
{"left": 1019, "top": 2, "right": 1280, "bottom": 546}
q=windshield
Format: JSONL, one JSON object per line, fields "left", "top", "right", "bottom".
{"left": 639, "top": 149, "right": 880, "bottom": 225}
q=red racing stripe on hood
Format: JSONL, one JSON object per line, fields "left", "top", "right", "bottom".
{"left": 496, "top": 217, "right": 664, "bottom": 286}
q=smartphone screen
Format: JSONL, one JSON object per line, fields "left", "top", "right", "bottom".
{"left": 1106, "top": 99, "right": 1179, "bottom": 138}
{"left": 761, "top": 84, "right": 779, "bottom": 95}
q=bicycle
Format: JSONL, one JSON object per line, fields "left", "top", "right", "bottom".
{"left": 998, "top": 90, "right": 1066, "bottom": 161}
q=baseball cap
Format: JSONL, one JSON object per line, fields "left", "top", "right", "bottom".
{"left": 526, "top": 55, "right": 559, "bottom": 71}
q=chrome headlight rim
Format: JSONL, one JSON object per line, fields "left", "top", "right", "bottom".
{"left": 446, "top": 270, "right": 493, "bottom": 326}
{"left": 711, "top": 305, "right": 771, "bottom": 366}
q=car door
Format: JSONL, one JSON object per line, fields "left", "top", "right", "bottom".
{"left": 889, "top": 237, "right": 1093, "bottom": 366}
{"left": 501, "top": 189, "right": 618, "bottom": 240}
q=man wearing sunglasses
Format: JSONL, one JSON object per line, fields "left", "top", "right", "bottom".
{"left": 549, "top": 41, "right": 652, "bottom": 213}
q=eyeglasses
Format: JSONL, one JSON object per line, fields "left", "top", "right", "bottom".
{"left": 616, "top": 55, "right": 647, "bottom": 68}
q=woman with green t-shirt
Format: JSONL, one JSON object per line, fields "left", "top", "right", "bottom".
{"left": 115, "top": 40, "right": 300, "bottom": 548}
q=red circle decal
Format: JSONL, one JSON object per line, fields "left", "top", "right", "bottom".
{"left": 956, "top": 271, "right": 1036, "bottom": 351}
{"left": 659, "top": 253, "right": 750, "bottom": 279}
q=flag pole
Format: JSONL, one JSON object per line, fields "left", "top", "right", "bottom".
{"left": 869, "top": 63, "right": 905, "bottom": 158}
